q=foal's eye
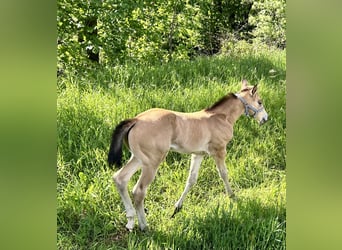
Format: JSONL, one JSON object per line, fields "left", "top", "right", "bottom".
{"left": 258, "top": 100, "right": 263, "bottom": 105}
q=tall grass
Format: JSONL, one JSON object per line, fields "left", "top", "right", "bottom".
{"left": 57, "top": 49, "right": 286, "bottom": 249}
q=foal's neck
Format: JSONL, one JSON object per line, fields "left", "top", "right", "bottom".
{"left": 210, "top": 97, "right": 245, "bottom": 124}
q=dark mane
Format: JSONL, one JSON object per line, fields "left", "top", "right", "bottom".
{"left": 205, "top": 93, "right": 237, "bottom": 111}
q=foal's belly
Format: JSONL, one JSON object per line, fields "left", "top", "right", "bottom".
{"left": 170, "top": 143, "right": 208, "bottom": 155}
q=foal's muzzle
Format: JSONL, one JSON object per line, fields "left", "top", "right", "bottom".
{"left": 260, "top": 117, "right": 267, "bottom": 125}
{"left": 259, "top": 113, "right": 268, "bottom": 125}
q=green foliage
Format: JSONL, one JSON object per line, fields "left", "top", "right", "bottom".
{"left": 57, "top": 0, "right": 102, "bottom": 69}
{"left": 249, "top": 0, "right": 286, "bottom": 48}
{"left": 57, "top": 0, "right": 286, "bottom": 69}
{"left": 57, "top": 47, "right": 285, "bottom": 248}
{"left": 114, "top": 0, "right": 202, "bottom": 64}
{"left": 199, "top": 0, "right": 254, "bottom": 54}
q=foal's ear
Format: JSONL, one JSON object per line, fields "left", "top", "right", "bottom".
{"left": 241, "top": 79, "right": 248, "bottom": 90}
{"left": 251, "top": 84, "right": 258, "bottom": 96}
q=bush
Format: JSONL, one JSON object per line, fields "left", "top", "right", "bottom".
{"left": 249, "top": 0, "right": 286, "bottom": 48}
{"left": 57, "top": 0, "right": 286, "bottom": 69}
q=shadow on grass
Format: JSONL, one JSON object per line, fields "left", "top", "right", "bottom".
{"left": 132, "top": 196, "right": 286, "bottom": 250}
{"left": 60, "top": 52, "right": 285, "bottom": 92}
{"left": 57, "top": 203, "right": 131, "bottom": 250}
{"left": 58, "top": 194, "right": 285, "bottom": 249}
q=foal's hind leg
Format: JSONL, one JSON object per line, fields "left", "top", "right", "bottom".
{"left": 113, "top": 155, "right": 140, "bottom": 231}
{"left": 132, "top": 164, "right": 158, "bottom": 231}
{"left": 212, "top": 149, "right": 236, "bottom": 199}
{"left": 172, "top": 154, "right": 204, "bottom": 217}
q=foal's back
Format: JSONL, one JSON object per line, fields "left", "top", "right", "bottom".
{"left": 128, "top": 108, "right": 231, "bottom": 159}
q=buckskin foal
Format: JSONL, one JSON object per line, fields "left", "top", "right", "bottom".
{"left": 107, "top": 80, "right": 268, "bottom": 231}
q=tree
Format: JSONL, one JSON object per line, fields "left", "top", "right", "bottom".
{"left": 57, "top": 0, "right": 286, "bottom": 70}
{"left": 249, "top": 0, "right": 286, "bottom": 48}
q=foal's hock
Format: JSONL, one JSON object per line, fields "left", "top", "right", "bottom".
{"left": 107, "top": 80, "right": 268, "bottom": 231}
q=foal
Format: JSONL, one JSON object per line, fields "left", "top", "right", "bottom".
{"left": 108, "top": 80, "right": 268, "bottom": 231}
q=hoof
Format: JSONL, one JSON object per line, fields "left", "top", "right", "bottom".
{"left": 229, "top": 194, "right": 238, "bottom": 202}
{"left": 125, "top": 225, "right": 134, "bottom": 232}
{"left": 139, "top": 225, "right": 149, "bottom": 232}
{"left": 171, "top": 206, "right": 182, "bottom": 218}
{"left": 125, "top": 218, "right": 135, "bottom": 232}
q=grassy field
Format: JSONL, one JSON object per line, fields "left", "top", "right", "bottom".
{"left": 57, "top": 48, "right": 286, "bottom": 249}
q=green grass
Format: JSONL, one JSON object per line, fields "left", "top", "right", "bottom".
{"left": 57, "top": 49, "right": 286, "bottom": 249}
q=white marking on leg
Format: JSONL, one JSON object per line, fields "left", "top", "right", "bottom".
{"left": 113, "top": 155, "right": 140, "bottom": 230}
{"left": 175, "top": 154, "right": 204, "bottom": 210}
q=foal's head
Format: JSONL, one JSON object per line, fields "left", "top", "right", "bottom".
{"left": 235, "top": 80, "right": 268, "bottom": 125}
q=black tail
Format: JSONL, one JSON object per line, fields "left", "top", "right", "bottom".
{"left": 107, "top": 119, "right": 136, "bottom": 168}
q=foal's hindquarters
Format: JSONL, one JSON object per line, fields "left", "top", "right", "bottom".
{"left": 112, "top": 118, "right": 171, "bottom": 231}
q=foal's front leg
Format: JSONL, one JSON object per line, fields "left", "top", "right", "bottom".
{"left": 172, "top": 154, "right": 204, "bottom": 217}
{"left": 212, "top": 149, "right": 236, "bottom": 199}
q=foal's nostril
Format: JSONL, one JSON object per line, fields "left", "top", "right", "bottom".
{"left": 260, "top": 117, "right": 268, "bottom": 125}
